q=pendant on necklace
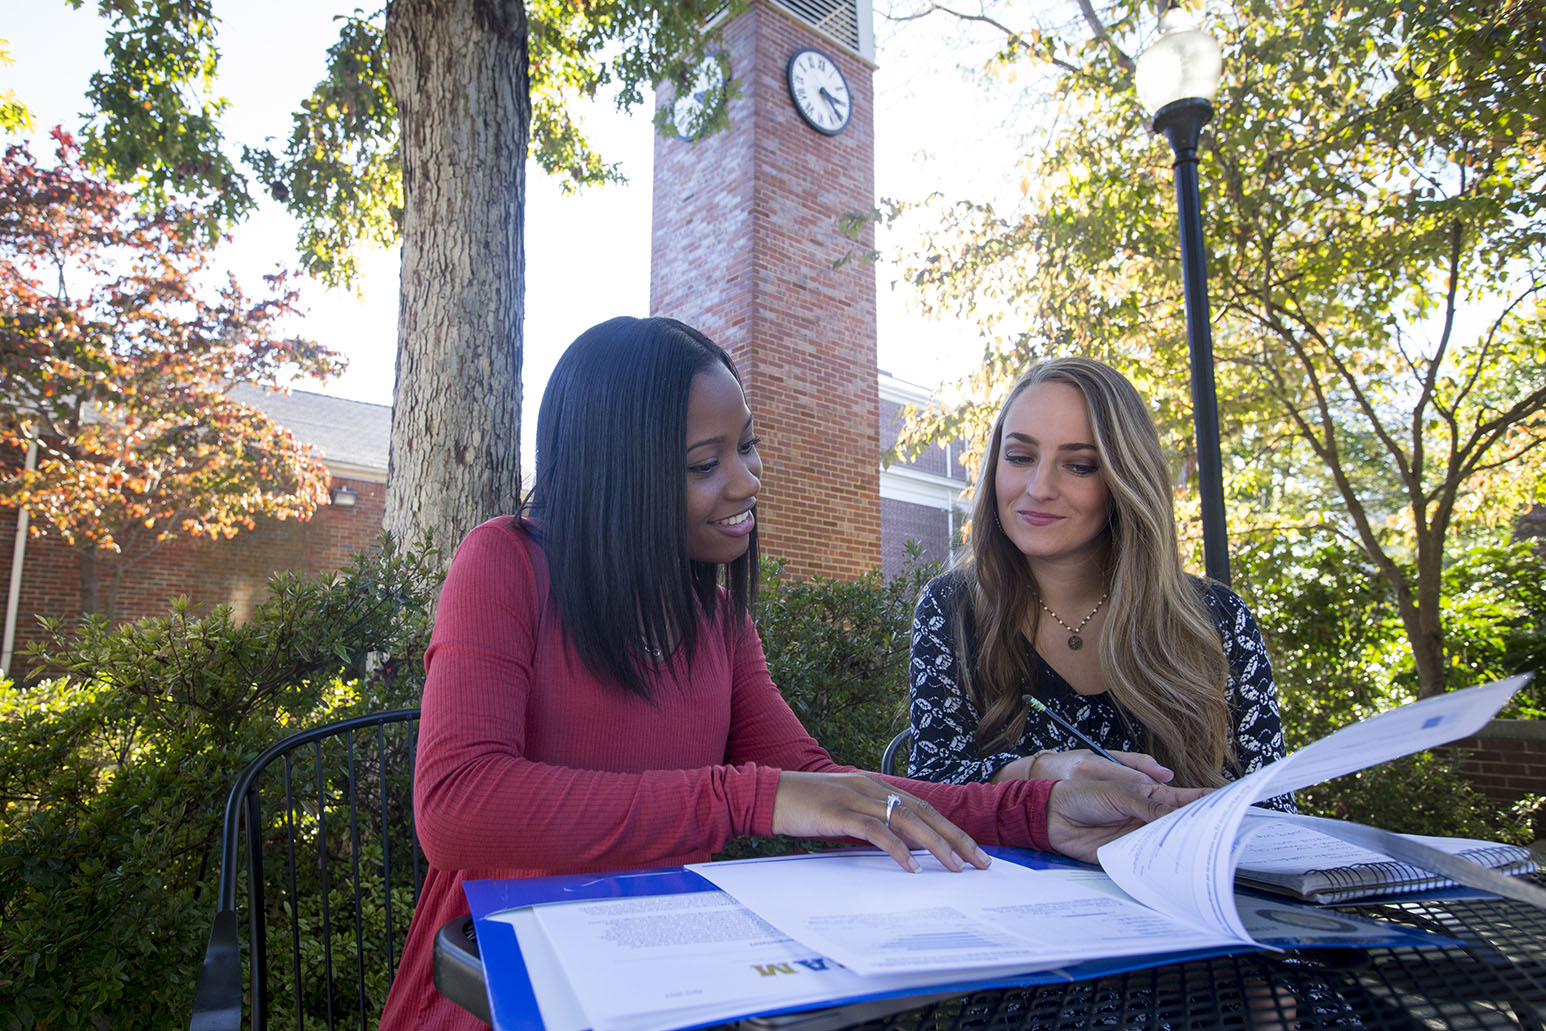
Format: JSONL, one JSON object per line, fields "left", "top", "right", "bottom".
{"left": 1038, "top": 591, "right": 1107, "bottom": 653}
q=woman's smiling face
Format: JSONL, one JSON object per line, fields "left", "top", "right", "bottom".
{"left": 993, "top": 380, "right": 1112, "bottom": 567}
{"left": 684, "top": 362, "right": 762, "bottom": 564}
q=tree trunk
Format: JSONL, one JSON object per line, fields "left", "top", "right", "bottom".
{"left": 78, "top": 548, "right": 99, "bottom": 616}
{"left": 383, "top": 0, "right": 529, "bottom": 561}
{"left": 1410, "top": 526, "right": 1448, "bottom": 699}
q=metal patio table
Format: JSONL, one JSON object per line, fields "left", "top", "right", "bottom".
{"left": 433, "top": 878, "right": 1546, "bottom": 1030}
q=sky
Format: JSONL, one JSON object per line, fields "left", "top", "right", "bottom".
{"left": 4, "top": 1, "right": 1045, "bottom": 462}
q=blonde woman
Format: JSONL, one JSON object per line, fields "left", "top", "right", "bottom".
{"left": 909, "top": 357, "right": 1292, "bottom": 808}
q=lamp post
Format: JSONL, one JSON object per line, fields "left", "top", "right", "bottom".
{"left": 1135, "top": 2, "right": 1230, "bottom": 585}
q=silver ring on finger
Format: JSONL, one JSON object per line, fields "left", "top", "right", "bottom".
{"left": 884, "top": 793, "right": 901, "bottom": 828}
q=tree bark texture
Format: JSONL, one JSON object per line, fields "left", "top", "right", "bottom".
{"left": 78, "top": 549, "right": 99, "bottom": 617}
{"left": 384, "top": 0, "right": 529, "bottom": 560}
{"left": 1410, "top": 529, "right": 1448, "bottom": 699}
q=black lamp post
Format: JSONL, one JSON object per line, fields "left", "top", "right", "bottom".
{"left": 1136, "top": 3, "right": 1230, "bottom": 585}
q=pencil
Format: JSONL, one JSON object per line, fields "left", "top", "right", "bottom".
{"left": 1020, "top": 693, "right": 1126, "bottom": 766}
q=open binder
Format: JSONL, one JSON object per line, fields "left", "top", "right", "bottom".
{"left": 463, "top": 849, "right": 1451, "bottom": 1031}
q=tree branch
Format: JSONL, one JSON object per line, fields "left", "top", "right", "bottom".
{"left": 1074, "top": 0, "right": 1135, "bottom": 72}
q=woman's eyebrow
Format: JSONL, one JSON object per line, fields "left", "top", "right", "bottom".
{"left": 686, "top": 416, "right": 754, "bottom": 453}
{"left": 1003, "top": 431, "right": 1097, "bottom": 452}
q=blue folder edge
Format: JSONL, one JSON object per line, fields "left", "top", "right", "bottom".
{"left": 463, "top": 847, "right": 1456, "bottom": 1031}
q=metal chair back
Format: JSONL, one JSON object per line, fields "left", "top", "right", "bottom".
{"left": 880, "top": 727, "right": 912, "bottom": 777}
{"left": 189, "top": 709, "right": 424, "bottom": 1031}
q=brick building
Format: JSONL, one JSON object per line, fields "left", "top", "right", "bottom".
{"left": 0, "top": 385, "right": 389, "bottom": 678}
{"left": 878, "top": 371, "right": 969, "bottom": 579}
{"left": 650, "top": 0, "right": 882, "bottom": 579}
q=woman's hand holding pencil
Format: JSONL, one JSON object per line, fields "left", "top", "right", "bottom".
{"left": 986, "top": 694, "right": 1176, "bottom": 787}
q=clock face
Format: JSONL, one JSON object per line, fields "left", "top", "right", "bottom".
{"left": 672, "top": 53, "right": 728, "bottom": 141}
{"left": 786, "top": 47, "right": 852, "bottom": 136}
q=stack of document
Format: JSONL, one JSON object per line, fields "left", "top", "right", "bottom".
{"left": 498, "top": 859, "right": 1093, "bottom": 1031}
{"left": 466, "top": 675, "right": 1543, "bottom": 1031}
{"left": 468, "top": 853, "right": 1438, "bottom": 1031}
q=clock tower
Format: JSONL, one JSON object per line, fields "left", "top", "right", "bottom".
{"left": 651, "top": 0, "right": 881, "bottom": 580}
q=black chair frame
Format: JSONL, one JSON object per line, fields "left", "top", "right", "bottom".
{"left": 190, "top": 709, "right": 424, "bottom": 1031}
{"left": 880, "top": 727, "right": 911, "bottom": 778}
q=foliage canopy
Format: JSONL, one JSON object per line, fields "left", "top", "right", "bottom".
{"left": 888, "top": 0, "right": 1546, "bottom": 697}
{"left": 41, "top": 0, "right": 731, "bottom": 286}
{"left": 0, "top": 130, "right": 344, "bottom": 613}
{"left": 9, "top": 1, "right": 741, "bottom": 555}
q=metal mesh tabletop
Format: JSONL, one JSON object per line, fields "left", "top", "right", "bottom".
{"left": 838, "top": 889, "right": 1546, "bottom": 1031}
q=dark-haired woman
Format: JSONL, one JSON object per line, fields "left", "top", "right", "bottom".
{"left": 377, "top": 319, "right": 1205, "bottom": 1031}
{"left": 908, "top": 356, "right": 1293, "bottom": 802}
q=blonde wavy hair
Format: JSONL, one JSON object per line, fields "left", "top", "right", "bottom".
{"left": 957, "top": 357, "right": 1235, "bottom": 789}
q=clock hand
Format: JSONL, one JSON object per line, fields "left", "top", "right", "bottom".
{"left": 819, "top": 86, "right": 846, "bottom": 117}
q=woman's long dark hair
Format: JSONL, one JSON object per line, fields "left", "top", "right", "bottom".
{"left": 523, "top": 316, "right": 759, "bottom": 699}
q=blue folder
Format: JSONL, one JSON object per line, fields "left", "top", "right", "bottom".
{"left": 463, "top": 847, "right": 1453, "bottom": 1031}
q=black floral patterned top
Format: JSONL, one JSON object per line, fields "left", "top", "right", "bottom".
{"left": 907, "top": 570, "right": 1295, "bottom": 811}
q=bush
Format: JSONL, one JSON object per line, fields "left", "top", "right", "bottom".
{"left": 258, "top": 768, "right": 422, "bottom": 1031}
{"left": 0, "top": 535, "right": 440, "bottom": 1031}
{"left": 714, "top": 548, "right": 940, "bottom": 859}
{"left": 1297, "top": 755, "right": 1541, "bottom": 846}
{"left": 1442, "top": 540, "right": 1546, "bottom": 718}
{"left": 1235, "top": 532, "right": 1543, "bottom": 844}
{"left": 1234, "top": 535, "right": 1408, "bottom": 742}
{"left": 757, "top": 549, "right": 937, "bottom": 771}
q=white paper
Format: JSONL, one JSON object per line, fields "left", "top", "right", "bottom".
{"left": 1094, "top": 675, "right": 1526, "bottom": 943}
{"left": 690, "top": 851, "right": 1240, "bottom": 976}
{"left": 490, "top": 908, "right": 589, "bottom": 1031}
{"left": 520, "top": 889, "right": 1059, "bottom": 1031}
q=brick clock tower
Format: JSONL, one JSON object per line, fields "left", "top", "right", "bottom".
{"left": 651, "top": 0, "right": 881, "bottom": 580}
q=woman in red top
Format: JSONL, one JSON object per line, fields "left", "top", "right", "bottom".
{"left": 378, "top": 316, "right": 1204, "bottom": 1030}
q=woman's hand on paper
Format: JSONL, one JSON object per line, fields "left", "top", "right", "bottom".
{"left": 771, "top": 771, "right": 991, "bottom": 875}
{"left": 990, "top": 749, "right": 1173, "bottom": 786}
{"left": 1045, "top": 779, "right": 1209, "bottom": 862}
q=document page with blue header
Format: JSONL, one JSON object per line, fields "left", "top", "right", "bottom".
{"left": 1095, "top": 674, "right": 1536, "bottom": 941}
{"left": 471, "top": 854, "right": 1457, "bottom": 1031}
{"left": 511, "top": 888, "right": 1058, "bottom": 1031}
{"left": 695, "top": 677, "right": 1534, "bottom": 970}
{"left": 690, "top": 850, "right": 1242, "bottom": 976}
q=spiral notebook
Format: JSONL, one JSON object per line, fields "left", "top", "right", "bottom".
{"left": 1233, "top": 810, "right": 1540, "bottom": 904}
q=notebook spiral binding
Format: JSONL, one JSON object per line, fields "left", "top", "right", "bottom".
{"left": 1301, "top": 846, "right": 1538, "bottom": 905}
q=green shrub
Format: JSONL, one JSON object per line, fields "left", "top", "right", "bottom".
{"left": 1235, "top": 532, "right": 1543, "bottom": 844}
{"left": 1297, "top": 755, "right": 1541, "bottom": 846}
{"left": 715, "top": 548, "right": 940, "bottom": 860}
{"left": 1442, "top": 540, "right": 1546, "bottom": 718}
{"left": 1234, "top": 535, "right": 1409, "bottom": 742}
{"left": 756, "top": 548, "right": 938, "bottom": 772}
{"left": 0, "top": 535, "right": 440, "bottom": 1031}
{"left": 228, "top": 717, "right": 424, "bottom": 1031}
